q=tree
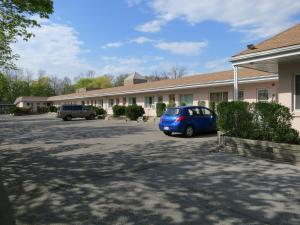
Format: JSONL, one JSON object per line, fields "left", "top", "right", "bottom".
{"left": 168, "top": 66, "right": 186, "bottom": 79}
{"left": 31, "top": 76, "right": 55, "bottom": 96}
{"left": 0, "top": 73, "right": 8, "bottom": 102}
{"left": 74, "top": 75, "right": 112, "bottom": 89}
{"left": 113, "top": 74, "right": 129, "bottom": 87}
{"left": 60, "top": 77, "right": 75, "bottom": 94}
{"left": 0, "top": 0, "right": 54, "bottom": 70}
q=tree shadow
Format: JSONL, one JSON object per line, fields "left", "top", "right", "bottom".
{"left": 1, "top": 138, "right": 300, "bottom": 225}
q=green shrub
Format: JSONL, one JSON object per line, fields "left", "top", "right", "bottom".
{"left": 156, "top": 102, "right": 166, "bottom": 117}
{"left": 167, "top": 102, "right": 176, "bottom": 108}
{"left": 217, "top": 101, "right": 299, "bottom": 144}
{"left": 198, "top": 101, "right": 206, "bottom": 106}
{"left": 112, "top": 105, "right": 126, "bottom": 117}
{"left": 217, "top": 101, "right": 253, "bottom": 138}
{"left": 49, "top": 106, "right": 57, "bottom": 112}
{"left": 5, "top": 106, "right": 32, "bottom": 115}
{"left": 37, "top": 107, "right": 49, "bottom": 114}
{"left": 209, "top": 101, "right": 216, "bottom": 112}
{"left": 180, "top": 102, "right": 186, "bottom": 106}
{"left": 125, "top": 105, "right": 145, "bottom": 120}
{"left": 86, "top": 105, "right": 106, "bottom": 115}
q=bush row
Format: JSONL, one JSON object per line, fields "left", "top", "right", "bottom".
{"left": 217, "top": 101, "right": 299, "bottom": 144}
{"left": 85, "top": 105, "right": 106, "bottom": 115}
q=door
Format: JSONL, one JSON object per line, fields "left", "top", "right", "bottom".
{"left": 200, "top": 107, "right": 216, "bottom": 131}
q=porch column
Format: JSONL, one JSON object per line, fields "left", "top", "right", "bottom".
{"left": 233, "top": 65, "right": 239, "bottom": 101}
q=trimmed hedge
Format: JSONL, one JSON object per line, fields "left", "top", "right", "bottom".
{"left": 217, "top": 101, "right": 299, "bottom": 144}
{"left": 86, "top": 105, "right": 106, "bottom": 115}
{"left": 125, "top": 105, "right": 145, "bottom": 120}
{"left": 5, "top": 106, "right": 32, "bottom": 115}
{"left": 112, "top": 105, "right": 126, "bottom": 117}
{"left": 156, "top": 102, "right": 166, "bottom": 117}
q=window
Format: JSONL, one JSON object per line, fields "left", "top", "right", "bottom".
{"left": 201, "top": 108, "right": 213, "bottom": 116}
{"left": 109, "top": 99, "right": 114, "bottom": 107}
{"left": 188, "top": 108, "right": 201, "bottom": 116}
{"left": 129, "top": 97, "right": 136, "bottom": 105}
{"left": 169, "top": 94, "right": 175, "bottom": 104}
{"left": 116, "top": 98, "right": 119, "bottom": 105}
{"left": 27, "top": 102, "right": 30, "bottom": 106}
{"left": 165, "top": 108, "right": 181, "bottom": 116}
{"left": 145, "top": 96, "right": 154, "bottom": 108}
{"left": 122, "top": 97, "right": 127, "bottom": 105}
{"left": 179, "top": 94, "right": 193, "bottom": 106}
{"left": 295, "top": 75, "right": 300, "bottom": 110}
{"left": 73, "top": 105, "right": 83, "bottom": 110}
{"left": 98, "top": 99, "right": 103, "bottom": 108}
{"left": 257, "top": 89, "right": 269, "bottom": 102}
{"left": 210, "top": 92, "right": 228, "bottom": 103}
{"left": 158, "top": 96, "right": 163, "bottom": 103}
{"left": 82, "top": 101, "right": 85, "bottom": 105}
{"left": 238, "top": 90, "right": 244, "bottom": 101}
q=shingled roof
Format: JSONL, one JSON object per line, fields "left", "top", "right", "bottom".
{"left": 48, "top": 68, "right": 273, "bottom": 101}
{"left": 235, "top": 23, "right": 300, "bottom": 56}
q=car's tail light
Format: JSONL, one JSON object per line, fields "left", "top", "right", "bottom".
{"left": 175, "top": 116, "right": 185, "bottom": 122}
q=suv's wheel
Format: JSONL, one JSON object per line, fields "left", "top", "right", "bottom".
{"left": 163, "top": 131, "right": 172, "bottom": 136}
{"left": 185, "top": 126, "right": 194, "bottom": 137}
{"left": 65, "top": 115, "right": 72, "bottom": 121}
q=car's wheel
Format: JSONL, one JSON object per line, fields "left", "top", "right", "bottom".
{"left": 185, "top": 126, "right": 194, "bottom": 137}
{"left": 89, "top": 114, "right": 96, "bottom": 120}
{"left": 163, "top": 131, "right": 172, "bottom": 136}
{"left": 65, "top": 115, "right": 72, "bottom": 121}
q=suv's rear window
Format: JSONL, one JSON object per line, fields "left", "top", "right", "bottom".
{"left": 165, "top": 108, "right": 181, "bottom": 116}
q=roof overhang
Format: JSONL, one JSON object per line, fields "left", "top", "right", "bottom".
{"left": 231, "top": 44, "right": 300, "bottom": 73}
{"left": 48, "top": 75, "right": 278, "bottom": 101}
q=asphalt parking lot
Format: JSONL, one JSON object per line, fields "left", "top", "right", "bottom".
{"left": 0, "top": 115, "right": 300, "bottom": 225}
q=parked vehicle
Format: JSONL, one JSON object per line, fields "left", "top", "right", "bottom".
{"left": 57, "top": 105, "right": 96, "bottom": 121}
{"left": 159, "top": 106, "right": 217, "bottom": 137}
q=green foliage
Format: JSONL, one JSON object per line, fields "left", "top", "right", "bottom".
{"left": 0, "top": 0, "right": 53, "bottom": 69}
{"left": 198, "top": 101, "right": 206, "bottom": 106}
{"left": 180, "top": 102, "right": 186, "bottom": 106}
{"left": 125, "top": 105, "right": 145, "bottom": 120}
{"left": 167, "top": 102, "right": 176, "bottom": 108}
{"left": 156, "top": 102, "right": 166, "bottom": 117}
{"left": 217, "top": 101, "right": 299, "bottom": 144}
{"left": 113, "top": 74, "right": 129, "bottom": 87}
{"left": 37, "top": 107, "right": 49, "bottom": 114}
{"left": 5, "top": 106, "right": 32, "bottom": 115}
{"left": 209, "top": 101, "right": 216, "bottom": 112}
{"left": 31, "top": 76, "right": 55, "bottom": 96}
{"left": 75, "top": 76, "right": 112, "bottom": 89}
{"left": 49, "top": 106, "right": 57, "bottom": 112}
{"left": 112, "top": 105, "right": 126, "bottom": 117}
{"left": 217, "top": 101, "right": 253, "bottom": 138}
{"left": 86, "top": 105, "right": 106, "bottom": 115}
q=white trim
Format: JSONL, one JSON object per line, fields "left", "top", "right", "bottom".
{"left": 48, "top": 75, "right": 278, "bottom": 101}
{"left": 231, "top": 44, "right": 300, "bottom": 62}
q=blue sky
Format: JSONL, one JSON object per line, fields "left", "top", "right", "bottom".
{"left": 12, "top": 0, "right": 300, "bottom": 79}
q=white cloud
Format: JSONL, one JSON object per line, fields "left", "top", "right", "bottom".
{"left": 102, "top": 42, "right": 124, "bottom": 49}
{"left": 154, "top": 41, "right": 208, "bottom": 55}
{"left": 136, "top": 19, "right": 166, "bottom": 33}
{"left": 11, "top": 19, "right": 92, "bottom": 78}
{"left": 129, "top": 36, "right": 154, "bottom": 44}
{"left": 135, "top": 0, "right": 300, "bottom": 39}
{"left": 204, "top": 57, "right": 231, "bottom": 72}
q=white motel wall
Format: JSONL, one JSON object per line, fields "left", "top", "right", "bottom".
{"left": 49, "top": 80, "right": 278, "bottom": 117}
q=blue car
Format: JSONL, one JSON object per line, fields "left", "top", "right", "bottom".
{"left": 159, "top": 106, "right": 217, "bottom": 137}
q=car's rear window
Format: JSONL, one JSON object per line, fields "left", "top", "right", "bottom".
{"left": 165, "top": 108, "right": 181, "bottom": 116}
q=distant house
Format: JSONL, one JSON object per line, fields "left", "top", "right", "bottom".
{"left": 14, "top": 96, "right": 50, "bottom": 112}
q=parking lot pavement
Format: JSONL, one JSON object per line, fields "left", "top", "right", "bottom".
{"left": 0, "top": 115, "right": 300, "bottom": 225}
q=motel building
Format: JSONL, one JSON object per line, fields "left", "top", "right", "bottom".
{"left": 14, "top": 23, "right": 300, "bottom": 131}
